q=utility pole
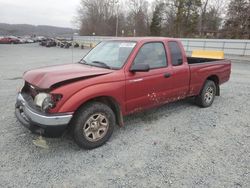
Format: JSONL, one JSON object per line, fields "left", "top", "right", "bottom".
{"left": 116, "top": 13, "right": 119, "bottom": 37}
{"left": 115, "top": 0, "right": 119, "bottom": 37}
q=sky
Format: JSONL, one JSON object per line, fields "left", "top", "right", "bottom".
{"left": 0, "top": 0, "right": 157, "bottom": 28}
{"left": 0, "top": 0, "right": 80, "bottom": 28}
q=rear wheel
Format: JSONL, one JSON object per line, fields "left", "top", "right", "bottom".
{"left": 71, "top": 102, "right": 115, "bottom": 149}
{"left": 195, "top": 80, "right": 216, "bottom": 108}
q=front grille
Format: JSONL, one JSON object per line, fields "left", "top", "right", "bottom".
{"left": 28, "top": 84, "right": 38, "bottom": 98}
{"left": 22, "top": 82, "right": 38, "bottom": 98}
{"left": 21, "top": 82, "right": 40, "bottom": 111}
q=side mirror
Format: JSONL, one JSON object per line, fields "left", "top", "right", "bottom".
{"left": 130, "top": 63, "right": 150, "bottom": 72}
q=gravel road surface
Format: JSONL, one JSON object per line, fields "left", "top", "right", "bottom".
{"left": 0, "top": 44, "right": 249, "bottom": 188}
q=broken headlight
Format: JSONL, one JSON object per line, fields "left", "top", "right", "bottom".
{"left": 34, "top": 93, "right": 55, "bottom": 112}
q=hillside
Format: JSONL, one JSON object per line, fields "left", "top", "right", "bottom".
{"left": 0, "top": 23, "right": 77, "bottom": 37}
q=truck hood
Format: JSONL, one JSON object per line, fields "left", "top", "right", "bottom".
{"left": 23, "top": 63, "right": 114, "bottom": 89}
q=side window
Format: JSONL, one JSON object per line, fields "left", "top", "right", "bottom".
{"left": 168, "top": 42, "right": 183, "bottom": 66}
{"left": 133, "top": 42, "right": 167, "bottom": 69}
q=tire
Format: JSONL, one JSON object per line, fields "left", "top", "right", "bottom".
{"left": 195, "top": 80, "right": 216, "bottom": 108}
{"left": 71, "top": 102, "right": 115, "bottom": 149}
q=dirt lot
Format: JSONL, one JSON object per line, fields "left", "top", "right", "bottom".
{"left": 0, "top": 44, "right": 249, "bottom": 188}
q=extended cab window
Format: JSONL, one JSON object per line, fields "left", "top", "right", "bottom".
{"left": 133, "top": 42, "right": 167, "bottom": 69}
{"left": 168, "top": 41, "right": 183, "bottom": 66}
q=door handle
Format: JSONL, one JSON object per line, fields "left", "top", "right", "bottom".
{"left": 129, "top": 78, "right": 144, "bottom": 83}
{"left": 164, "top": 73, "right": 171, "bottom": 78}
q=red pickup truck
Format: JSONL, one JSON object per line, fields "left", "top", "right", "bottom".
{"left": 15, "top": 37, "right": 231, "bottom": 149}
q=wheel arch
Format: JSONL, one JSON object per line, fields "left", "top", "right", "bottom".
{"left": 74, "top": 96, "right": 124, "bottom": 127}
{"left": 206, "top": 75, "right": 220, "bottom": 96}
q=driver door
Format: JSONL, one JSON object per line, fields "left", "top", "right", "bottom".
{"left": 125, "top": 42, "right": 174, "bottom": 114}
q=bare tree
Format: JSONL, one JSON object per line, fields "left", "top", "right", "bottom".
{"left": 198, "top": 0, "right": 225, "bottom": 37}
{"left": 78, "top": 0, "right": 119, "bottom": 35}
{"left": 76, "top": 0, "right": 247, "bottom": 39}
{"left": 223, "top": 0, "right": 250, "bottom": 39}
{"left": 127, "top": 0, "right": 150, "bottom": 36}
{"left": 199, "top": 0, "right": 209, "bottom": 35}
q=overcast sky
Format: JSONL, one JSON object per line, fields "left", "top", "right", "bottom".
{"left": 0, "top": 0, "right": 80, "bottom": 28}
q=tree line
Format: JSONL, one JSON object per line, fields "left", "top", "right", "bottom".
{"left": 77, "top": 0, "right": 250, "bottom": 39}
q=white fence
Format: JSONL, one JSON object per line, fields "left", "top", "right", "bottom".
{"left": 181, "top": 38, "right": 250, "bottom": 56}
{"left": 73, "top": 36, "right": 250, "bottom": 56}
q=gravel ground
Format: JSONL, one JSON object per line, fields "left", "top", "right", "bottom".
{"left": 0, "top": 44, "right": 249, "bottom": 188}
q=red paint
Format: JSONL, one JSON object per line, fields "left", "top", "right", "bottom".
{"left": 23, "top": 63, "right": 114, "bottom": 89}
{"left": 23, "top": 37, "right": 231, "bottom": 116}
{"left": 0, "top": 37, "right": 19, "bottom": 44}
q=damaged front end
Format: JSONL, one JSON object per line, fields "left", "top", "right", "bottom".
{"left": 15, "top": 82, "right": 73, "bottom": 137}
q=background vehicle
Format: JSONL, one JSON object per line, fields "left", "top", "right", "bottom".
{"left": 57, "top": 40, "right": 72, "bottom": 48}
{"left": 15, "top": 37, "right": 231, "bottom": 149}
{"left": 18, "top": 37, "right": 35, "bottom": 44}
{"left": 45, "top": 39, "right": 57, "bottom": 47}
{"left": 39, "top": 39, "right": 48, "bottom": 46}
{"left": 0, "top": 36, "right": 20, "bottom": 44}
{"left": 39, "top": 38, "right": 56, "bottom": 47}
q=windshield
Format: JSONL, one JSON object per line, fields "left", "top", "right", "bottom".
{"left": 80, "top": 41, "right": 136, "bottom": 69}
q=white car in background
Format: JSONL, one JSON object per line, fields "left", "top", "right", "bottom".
{"left": 18, "top": 36, "right": 34, "bottom": 43}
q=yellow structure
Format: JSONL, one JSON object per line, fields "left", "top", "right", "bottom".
{"left": 192, "top": 50, "right": 224, "bottom": 59}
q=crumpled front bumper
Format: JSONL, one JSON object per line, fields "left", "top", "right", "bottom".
{"left": 15, "top": 93, "right": 73, "bottom": 137}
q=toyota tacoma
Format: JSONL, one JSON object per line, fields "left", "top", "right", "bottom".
{"left": 15, "top": 37, "right": 231, "bottom": 149}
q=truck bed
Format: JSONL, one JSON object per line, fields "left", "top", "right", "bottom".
{"left": 187, "top": 57, "right": 231, "bottom": 97}
{"left": 187, "top": 57, "right": 221, "bottom": 64}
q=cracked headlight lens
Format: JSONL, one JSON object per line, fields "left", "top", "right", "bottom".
{"left": 34, "top": 93, "right": 50, "bottom": 107}
{"left": 34, "top": 93, "right": 54, "bottom": 112}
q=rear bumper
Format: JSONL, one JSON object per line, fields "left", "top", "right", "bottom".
{"left": 15, "top": 93, "right": 73, "bottom": 137}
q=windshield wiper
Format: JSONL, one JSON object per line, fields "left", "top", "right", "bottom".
{"left": 79, "top": 59, "right": 87, "bottom": 64}
{"left": 91, "top": 61, "right": 111, "bottom": 69}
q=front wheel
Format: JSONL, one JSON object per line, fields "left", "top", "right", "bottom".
{"left": 195, "top": 80, "right": 216, "bottom": 108}
{"left": 71, "top": 102, "right": 115, "bottom": 149}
